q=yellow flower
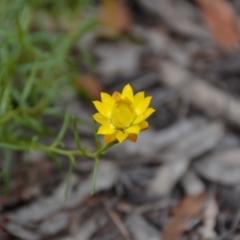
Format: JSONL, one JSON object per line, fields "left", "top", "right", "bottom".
{"left": 92, "top": 84, "right": 155, "bottom": 143}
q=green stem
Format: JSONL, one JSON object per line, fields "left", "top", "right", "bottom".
{"left": 0, "top": 140, "right": 117, "bottom": 195}
{"left": 0, "top": 141, "right": 116, "bottom": 159}
{"left": 95, "top": 141, "right": 116, "bottom": 157}
{"left": 90, "top": 140, "right": 116, "bottom": 195}
{"left": 91, "top": 156, "right": 99, "bottom": 195}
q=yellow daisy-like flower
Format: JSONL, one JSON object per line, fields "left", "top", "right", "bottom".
{"left": 92, "top": 84, "right": 155, "bottom": 143}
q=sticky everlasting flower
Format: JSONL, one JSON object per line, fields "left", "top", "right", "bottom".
{"left": 92, "top": 84, "right": 155, "bottom": 143}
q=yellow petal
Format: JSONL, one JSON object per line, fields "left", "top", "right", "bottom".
{"left": 92, "top": 101, "right": 111, "bottom": 118}
{"left": 134, "top": 108, "right": 155, "bottom": 124}
{"left": 93, "top": 113, "right": 108, "bottom": 125}
{"left": 104, "top": 134, "right": 116, "bottom": 143}
{"left": 116, "top": 131, "right": 129, "bottom": 143}
{"left": 122, "top": 84, "right": 134, "bottom": 103}
{"left": 139, "top": 121, "right": 149, "bottom": 130}
{"left": 101, "top": 92, "right": 115, "bottom": 107}
{"left": 135, "top": 96, "right": 152, "bottom": 115}
{"left": 97, "top": 123, "right": 116, "bottom": 134}
{"left": 134, "top": 91, "right": 145, "bottom": 105}
{"left": 125, "top": 124, "right": 140, "bottom": 134}
{"left": 127, "top": 134, "right": 138, "bottom": 142}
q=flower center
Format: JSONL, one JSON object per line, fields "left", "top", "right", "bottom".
{"left": 111, "top": 102, "right": 135, "bottom": 129}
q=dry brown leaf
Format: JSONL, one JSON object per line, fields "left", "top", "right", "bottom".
{"left": 74, "top": 74, "right": 103, "bottom": 99}
{"left": 196, "top": 0, "right": 239, "bottom": 51}
{"left": 162, "top": 193, "right": 206, "bottom": 240}
{"left": 100, "top": 0, "right": 132, "bottom": 34}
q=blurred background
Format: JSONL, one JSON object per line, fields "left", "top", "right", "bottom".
{"left": 1, "top": 0, "right": 240, "bottom": 239}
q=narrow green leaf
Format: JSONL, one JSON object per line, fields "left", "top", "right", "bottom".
{"left": 72, "top": 117, "right": 85, "bottom": 153}
{"left": 15, "top": 114, "right": 44, "bottom": 133}
{"left": 91, "top": 157, "right": 99, "bottom": 195}
{"left": 20, "top": 66, "right": 37, "bottom": 106}
{"left": 54, "top": 18, "right": 98, "bottom": 56}
{"left": 51, "top": 108, "right": 71, "bottom": 148}
{"left": 64, "top": 155, "right": 75, "bottom": 201}
{"left": 0, "top": 81, "right": 11, "bottom": 116}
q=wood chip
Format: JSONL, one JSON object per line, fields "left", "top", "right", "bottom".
{"left": 148, "top": 160, "right": 189, "bottom": 196}
{"left": 200, "top": 197, "right": 218, "bottom": 239}
{"left": 194, "top": 148, "right": 240, "bottom": 185}
{"left": 38, "top": 212, "right": 70, "bottom": 238}
{"left": 94, "top": 42, "right": 142, "bottom": 80}
{"left": 136, "top": 0, "right": 209, "bottom": 39}
{"left": 3, "top": 222, "right": 40, "bottom": 240}
{"left": 159, "top": 61, "right": 240, "bottom": 128}
{"left": 181, "top": 171, "right": 205, "bottom": 197}
{"left": 162, "top": 121, "right": 224, "bottom": 162}
{"left": 8, "top": 161, "right": 119, "bottom": 224}
{"left": 126, "top": 214, "right": 159, "bottom": 240}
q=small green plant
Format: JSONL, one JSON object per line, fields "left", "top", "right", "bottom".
{"left": 0, "top": 0, "right": 98, "bottom": 195}
{"left": 0, "top": 1, "right": 155, "bottom": 196}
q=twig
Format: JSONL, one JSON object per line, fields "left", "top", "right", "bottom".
{"left": 217, "top": 209, "right": 240, "bottom": 240}
{"left": 101, "top": 198, "right": 133, "bottom": 240}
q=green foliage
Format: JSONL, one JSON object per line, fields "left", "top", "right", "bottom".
{"left": 0, "top": 0, "right": 106, "bottom": 194}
